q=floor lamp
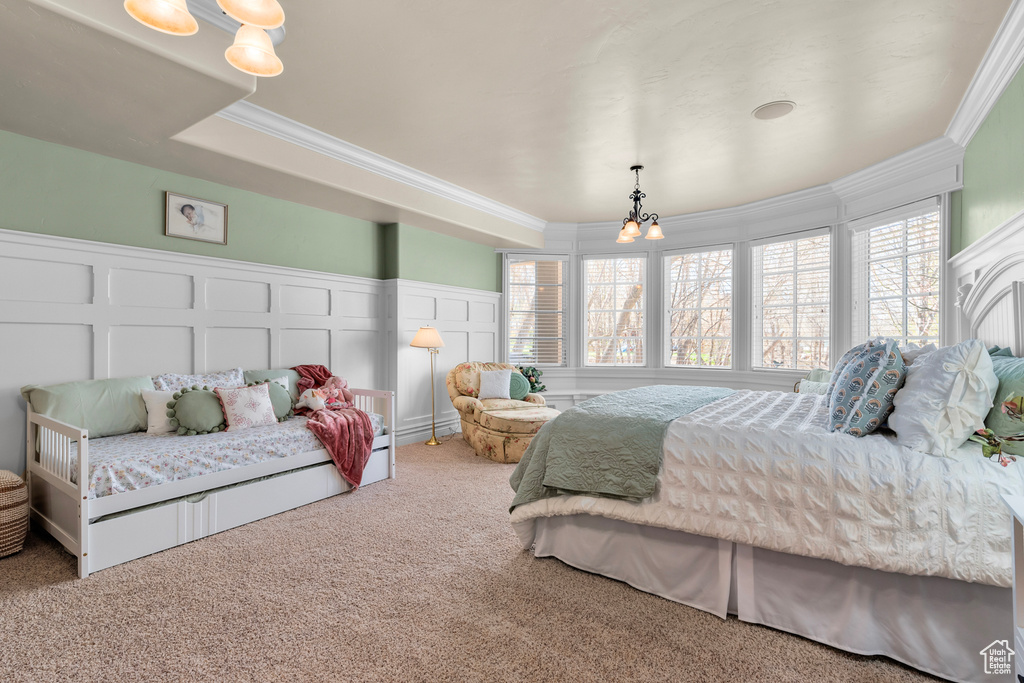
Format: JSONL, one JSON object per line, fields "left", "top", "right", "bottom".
{"left": 410, "top": 326, "right": 445, "bottom": 446}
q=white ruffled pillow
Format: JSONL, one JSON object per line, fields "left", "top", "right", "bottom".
{"left": 888, "top": 339, "right": 999, "bottom": 456}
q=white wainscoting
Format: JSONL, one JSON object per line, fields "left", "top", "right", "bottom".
{"left": 0, "top": 230, "right": 485, "bottom": 473}
{"left": 384, "top": 280, "right": 502, "bottom": 445}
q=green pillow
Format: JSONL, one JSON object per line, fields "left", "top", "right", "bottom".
{"left": 986, "top": 356, "right": 1024, "bottom": 455}
{"left": 167, "top": 386, "right": 226, "bottom": 436}
{"left": 249, "top": 380, "right": 294, "bottom": 421}
{"left": 243, "top": 369, "right": 302, "bottom": 400}
{"left": 21, "top": 376, "right": 155, "bottom": 438}
{"left": 509, "top": 371, "right": 530, "bottom": 401}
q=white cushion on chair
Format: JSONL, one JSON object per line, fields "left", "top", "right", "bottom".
{"left": 478, "top": 369, "right": 512, "bottom": 400}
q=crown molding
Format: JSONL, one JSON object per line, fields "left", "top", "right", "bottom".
{"left": 946, "top": 0, "right": 1024, "bottom": 146}
{"left": 215, "top": 101, "right": 547, "bottom": 233}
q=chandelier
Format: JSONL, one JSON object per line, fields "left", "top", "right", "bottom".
{"left": 124, "top": 0, "right": 286, "bottom": 77}
{"left": 616, "top": 165, "right": 664, "bottom": 243}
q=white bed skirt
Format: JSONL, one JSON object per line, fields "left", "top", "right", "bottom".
{"left": 532, "top": 515, "right": 1012, "bottom": 683}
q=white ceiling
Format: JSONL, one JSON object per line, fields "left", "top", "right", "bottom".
{"left": 0, "top": 0, "right": 1013, "bottom": 243}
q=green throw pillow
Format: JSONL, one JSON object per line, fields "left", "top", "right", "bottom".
{"left": 509, "top": 371, "right": 530, "bottom": 401}
{"left": 21, "top": 376, "right": 155, "bottom": 438}
{"left": 243, "top": 368, "right": 303, "bottom": 400}
{"left": 167, "top": 386, "right": 226, "bottom": 436}
{"left": 986, "top": 355, "right": 1024, "bottom": 456}
{"left": 249, "top": 380, "right": 294, "bottom": 421}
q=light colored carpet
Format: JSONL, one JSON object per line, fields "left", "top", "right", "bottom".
{"left": 0, "top": 436, "right": 937, "bottom": 682}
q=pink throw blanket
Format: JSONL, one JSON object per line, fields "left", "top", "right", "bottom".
{"left": 305, "top": 407, "right": 375, "bottom": 489}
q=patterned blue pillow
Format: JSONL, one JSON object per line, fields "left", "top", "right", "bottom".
{"left": 826, "top": 341, "right": 872, "bottom": 404}
{"left": 829, "top": 338, "right": 906, "bottom": 437}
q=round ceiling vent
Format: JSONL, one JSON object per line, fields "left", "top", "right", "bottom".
{"left": 752, "top": 100, "right": 796, "bottom": 120}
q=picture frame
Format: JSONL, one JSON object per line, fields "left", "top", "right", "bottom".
{"left": 164, "top": 191, "right": 228, "bottom": 245}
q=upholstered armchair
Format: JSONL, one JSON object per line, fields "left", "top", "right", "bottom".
{"left": 446, "top": 362, "right": 560, "bottom": 463}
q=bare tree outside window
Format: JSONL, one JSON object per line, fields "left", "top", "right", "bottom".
{"left": 585, "top": 257, "right": 645, "bottom": 365}
{"left": 665, "top": 249, "right": 733, "bottom": 367}
{"left": 508, "top": 258, "right": 565, "bottom": 365}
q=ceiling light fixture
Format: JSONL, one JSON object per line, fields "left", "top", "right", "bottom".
{"left": 752, "top": 100, "right": 796, "bottom": 120}
{"left": 617, "top": 165, "right": 662, "bottom": 243}
{"left": 216, "top": 0, "right": 285, "bottom": 29}
{"left": 123, "top": 0, "right": 199, "bottom": 36}
{"left": 125, "top": 0, "right": 285, "bottom": 77}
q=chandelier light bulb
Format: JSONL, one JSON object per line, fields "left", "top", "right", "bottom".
{"left": 217, "top": 0, "right": 286, "bottom": 30}
{"left": 225, "top": 24, "right": 284, "bottom": 77}
{"left": 623, "top": 220, "right": 641, "bottom": 238}
{"left": 124, "top": 0, "right": 198, "bottom": 35}
{"left": 645, "top": 221, "right": 664, "bottom": 240}
{"left": 616, "top": 227, "right": 635, "bottom": 243}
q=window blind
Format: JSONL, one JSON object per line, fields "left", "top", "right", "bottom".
{"left": 583, "top": 256, "right": 646, "bottom": 366}
{"left": 664, "top": 247, "right": 733, "bottom": 368}
{"left": 506, "top": 257, "right": 567, "bottom": 366}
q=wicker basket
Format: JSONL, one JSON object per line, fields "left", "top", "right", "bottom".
{"left": 0, "top": 470, "right": 28, "bottom": 558}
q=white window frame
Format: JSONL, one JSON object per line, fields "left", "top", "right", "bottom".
{"left": 662, "top": 244, "right": 735, "bottom": 369}
{"left": 849, "top": 197, "right": 943, "bottom": 347}
{"left": 581, "top": 252, "right": 649, "bottom": 367}
{"left": 751, "top": 227, "right": 832, "bottom": 371}
{"left": 503, "top": 253, "right": 569, "bottom": 367}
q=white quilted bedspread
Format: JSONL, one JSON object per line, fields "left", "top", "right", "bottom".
{"left": 511, "top": 390, "right": 1024, "bottom": 587}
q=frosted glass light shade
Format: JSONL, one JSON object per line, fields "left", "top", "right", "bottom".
{"left": 616, "top": 227, "right": 634, "bottom": 243}
{"left": 623, "top": 220, "right": 641, "bottom": 237}
{"left": 225, "top": 25, "right": 284, "bottom": 77}
{"left": 411, "top": 326, "right": 445, "bottom": 348}
{"left": 124, "top": 0, "right": 198, "bottom": 35}
{"left": 645, "top": 221, "right": 664, "bottom": 239}
{"left": 217, "top": 0, "right": 285, "bottom": 29}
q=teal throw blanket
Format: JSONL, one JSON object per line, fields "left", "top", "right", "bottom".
{"left": 509, "top": 385, "right": 735, "bottom": 511}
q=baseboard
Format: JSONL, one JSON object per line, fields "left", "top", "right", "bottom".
{"left": 396, "top": 419, "right": 461, "bottom": 446}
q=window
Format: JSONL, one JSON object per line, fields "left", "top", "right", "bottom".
{"left": 506, "top": 257, "right": 566, "bottom": 365}
{"left": 664, "top": 247, "right": 733, "bottom": 367}
{"left": 753, "top": 231, "right": 831, "bottom": 370}
{"left": 852, "top": 201, "right": 941, "bottom": 347}
{"left": 584, "top": 256, "right": 645, "bottom": 366}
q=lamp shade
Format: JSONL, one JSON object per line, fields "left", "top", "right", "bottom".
{"left": 410, "top": 326, "right": 445, "bottom": 348}
{"left": 645, "top": 220, "right": 664, "bottom": 239}
{"left": 217, "top": 0, "right": 285, "bottom": 29}
{"left": 623, "top": 220, "right": 641, "bottom": 238}
{"left": 225, "top": 24, "right": 284, "bottom": 77}
{"left": 124, "top": 0, "right": 198, "bottom": 35}
{"left": 616, "top": 227, "right": 634, "bottom": 243}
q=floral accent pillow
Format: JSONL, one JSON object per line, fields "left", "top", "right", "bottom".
{"left": 215, "top": 383, "right": 278, "bottom": 432}
{"left": 153, "top": 367, "right": 245, "bottom": 393}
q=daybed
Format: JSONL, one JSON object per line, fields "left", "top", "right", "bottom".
{"left": 509, "top": 256, "right": 1024, "bottom": 683}
{"left": 24, "top": 374, "right": 395, "bottom": 578}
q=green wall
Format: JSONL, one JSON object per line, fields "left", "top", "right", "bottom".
{"left": 953, "top": 62, "right": 1024, "bottom": 253}
{"left": 0, "top": 130, "right": 500, "bottom": 290}
{"left": 382, "top": 223, "right": 501, "bottom": 292}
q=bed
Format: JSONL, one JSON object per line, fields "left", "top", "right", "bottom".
{"left": 510, "top": 244, "right": 1024, "bottom": 683}
{"left": 27, "top": 387, "right": 395, "bottom": 578}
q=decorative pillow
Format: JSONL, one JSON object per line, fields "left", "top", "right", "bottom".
{"left": 249, "top": 380, "right": 294, "bottom": 422}
{"left": 21, "top": 376, "right": 155, "bottom": 438}
{"left": 829, "top": 338, "right": 906, "bottom": 437}
{"left": 509, "top": 371, "right": 530, "bottom": 401}
{"left": 141, "top": 390, "right": 176, "bottom": 435}
{"left": 243, "top": 368, "right": 302, "bottom": 400}
{"left": 901, "top": 342, "right": 937, "bottom": 365}
{"left": 798, "top": 379, "right": 829, "bottom": 395}
{"left": 985, "top": 354, "right": 1024, "bottom": 455}
{"left": 478, "top": 369, "right": 512, "bottom": 400}
{"left": 166, "top": 387, "right": 226, "bottom": 435}
{"left": 889, "top": 339, "right": 1000, "bottom": 456}
{"left": 826, "top": 341, "right": 874, "bottom": 404}
{"left": 153, "top": 368, "right": 244, "bottom": 393}
{"left": 215, "top": 384, "right": 278, "bottom": 432}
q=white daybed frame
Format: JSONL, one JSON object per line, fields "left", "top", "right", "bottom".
{"left": 523, "top": 229, "right": 1024, "bottom": 683}
{"left": 26, "top": 388, "right": 395, "bottom": 578}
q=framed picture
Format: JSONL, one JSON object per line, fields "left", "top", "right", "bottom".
{"left": 165, "top": 192, "right": 228, "bottom": 245}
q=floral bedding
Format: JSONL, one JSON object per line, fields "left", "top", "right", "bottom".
{"left": 78, "top": 413, "right": 386, "bottom": 498}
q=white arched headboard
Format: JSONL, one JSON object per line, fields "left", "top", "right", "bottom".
{"left": 951, "top": 213, "right": 1024, "bottom": 354}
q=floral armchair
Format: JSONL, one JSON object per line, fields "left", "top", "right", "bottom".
{"left": 445, "top": 362, "right": 560, "bottom": 463}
